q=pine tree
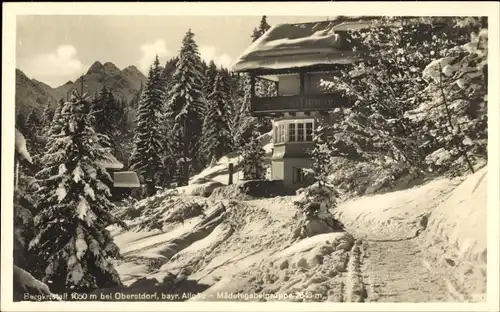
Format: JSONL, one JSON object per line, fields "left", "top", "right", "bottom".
{"left": 130, "top": 82, "right": 144, "bottom": 109}
{"left": 24, "top": 109, "right": 45, "bottom": 159}
{"left": 25, "top": 109, "right": 41, "bottom": 133}
{"left": 130, "top": 56, "right": 165, "bottom": 196}
{"left": 241, "top": 130, "right": 266, "bottom": 180}
{"left": 41, "top": 103, "right": 54, "bottom": 134}
{"left": 407, "top": 18, "right": 488, "bottom": 175}
{"left": 161, "top": 57, "right": 179, "bottom": 90}
{"left": 251, "top": 28, "right": 261, "bottom": 43}
{"left": 248, "top": 16, "right": 276, "bottom": 133}
{"left": 229, "top": 73, "right": 257, "bottom": 150}
{"left": 259, "top": 15, "right": 271, "bottom": 34}
{"left": 49, "top": 99, "right": 66, "bottom": 136}
{"left": 14, "top": 128, "right": 37, "bottom": 272}
{"left": 203, "top": 60, "right": 218, "bottom": 96}
{"left": 321, "top": 17, "right": 474, "bottom": 177}
{"left": 90, "top": 86, "right": 123, "bottom": 152}
{"left": 201, "top": 72, "right": 232, "bottom": 162}
{"left": 165, "top": 29, "right": 206, "bottom": 185}
{"left": 308, "top": 124, "right": 333, "bottom": 187}
{"left": 30, "top": 90, "right": 125, "bottom": 293}
{"left": 251, "top": 15, "right": 271, "bottom": 42}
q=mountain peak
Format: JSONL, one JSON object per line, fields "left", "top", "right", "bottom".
{"left": 103, "top": 62, "right": 120, "bottom": 73}
{"left": 16, "top": 68, "right": 27, "bottom": 77}
{"left": 87, "top": 61, "right": 104, "bottom": 75}
{"left": 123, "top": 65, "right": 142, "bottom": 75}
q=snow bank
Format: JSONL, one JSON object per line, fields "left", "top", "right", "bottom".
{"left": 189, "top": 131, "right": 272, "bottom": 186}
{"left": 423, "top": 167, "right": 487, "bottom": 264}
{"left": 194, "top": 232, "right": 355, "bottom": 302}
{"left": 115, "top": 263, "right": 150, "bottom": 285}
{"left": 273, "top": 232, "right": 352, "bottom": 260}
{"left": 333, "top": 177, "right": 462, "bottom": 241}
{"left": 176, "top": 181, "right": 224, "bottom": 197}
{"left": 118, "top": 221, "right": 198, "bottom": 255}
{"left": 15, "top": 128, "right": 32, "bottom": 163}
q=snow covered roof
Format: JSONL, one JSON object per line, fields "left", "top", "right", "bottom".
{"left": 113, "top": 171, "right": 141, "bottom": 188}
{"left": 232, "top": 19, "right": 373, "bottom": 73}
{"left": 15, "top": 128, "right": 32, "bottom": 163}
{"left": 96, "top": 152, "right": 124, "bottom": 170}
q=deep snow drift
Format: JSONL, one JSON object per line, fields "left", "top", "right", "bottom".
{"left": 107, "top": 164, "right": 487, "bottom": 302}
{"left": 423, "top": 167, "right": 487, "bottom": 264}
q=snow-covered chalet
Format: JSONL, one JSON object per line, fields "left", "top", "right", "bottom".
{"left": 231, "top": 19, "right": 371, "bottom": 187}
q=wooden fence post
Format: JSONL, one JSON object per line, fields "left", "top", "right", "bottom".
{"left": 228, "top": 163, "right": 234, "bottom": 185}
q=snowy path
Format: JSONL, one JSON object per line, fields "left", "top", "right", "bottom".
{"left": 361, "top": 238, "right": 449, "bottom": 302}
{"left": 334, "top": 168, "right": 487, "bottom": 303}
{"left": 354, "top": 236, "right": 485, "bottom": 302}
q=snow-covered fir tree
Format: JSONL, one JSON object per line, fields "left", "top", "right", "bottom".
{"left": 200, "top": 72, "right": 232, "bottom": 162}
{"left": 30, "top": 90, "right": 125, "bottom": 293}
{"left": 14, "top": 128, "right": 37, "bottom": 272}
{"left": 90, "top": 86, "right": 124, "bottom": 152}
{"left": 24, "top": 109, "right": 45, "bottom": 158}
{"left": 129, "top": 56, "right": 165, "bottom": 196}
{"left": 161, "top": 57, "right": 178, "bottom": 89}
{"left": 13, "top": 128, "right": 57, "bottom": 302}
{"left": 241, "top": 129, "right": 266, "bottom": 180}
{"left": 202, "top": 60, "right": 218, "bottom": 96}
{"left": 251, "top": 15, "right": 271, "bottom": 42}
{"left": 40, "top": 102, "right": 55, "bottom": 134}
{"left": 229, "top": 73, "right": 257, "bottom": 150}
{"left": 130, "top": 82, "right": 144, "bottom": 110}
{"left": 165, "top": 29, "right": 206, "bottom": 185}
{"left": 247, "top": 16, "right": 276, "bottom": 133}
{"left": 25, "top": 109, "right": 39, "bottom": 135}
{"left": 40, "top": 103, "right": 54, "bottom": 133}
{"left": 308, "top": 124, "right": 333, "bottom": 187}
{"left": 48, "top": 99, "right": 66, "bottom": 136}
{"left": 409, "top": 18, "right": 488, "bottom": 175}
{"left": 321, "top": 17, "right": 479, "bottom": 178}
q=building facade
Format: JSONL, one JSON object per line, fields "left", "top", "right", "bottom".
{"left": 232, "top": 19, "right": 370, "bottom": 187}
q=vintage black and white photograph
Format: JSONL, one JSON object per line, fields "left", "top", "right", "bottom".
{"left": 2, "top": 2, "right": 499, "bottom": 312}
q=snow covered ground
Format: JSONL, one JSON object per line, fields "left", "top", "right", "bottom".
{"left": 333, "top": 176, "right": 464, "bottom": 241}
{"left": 108, "top": 162, "right": 487, "bottom": 302}
{"left": 423, "top": 167, "right": 487, "bottom": 264}
{"left": 189, "top": 131, "right": 273, "bottom": 187}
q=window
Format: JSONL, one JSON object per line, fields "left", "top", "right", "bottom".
{"left": 275, "top": 121, "right": 314, "bottom": 144}
{"left": 278, "top": 74, "right": 301, "bottom": 96}
{"left": 305, "top": 72, "right": 332, "bottom": 94}
{"left": 275, "top": 124, "right": 287, "bottom": 144}
{"left": 288, "top": 123, "right": 296, "bottom": 142}
{"left": 297, "top": 123, "right": 304, "bottom": 142}
{"left": 293, "top": 167, "right": 306, "bottom": 184}
{"left": 305, "top": 122, "right": 313, "bottom": 141}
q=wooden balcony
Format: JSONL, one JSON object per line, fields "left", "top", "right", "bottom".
{"left": 250, "top": 93, "right": 350, "bottom": 115}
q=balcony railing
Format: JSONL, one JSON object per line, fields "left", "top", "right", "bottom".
{"left": 251, "top": 93, "right": 350, "bottom": 114}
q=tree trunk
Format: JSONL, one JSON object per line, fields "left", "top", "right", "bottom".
{"left": 228, "top": 163, "right": 234, "bottom": 185}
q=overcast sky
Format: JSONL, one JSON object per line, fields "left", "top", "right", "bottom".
{"left": 16, "top": 15, "right": 329, "bottom": 87}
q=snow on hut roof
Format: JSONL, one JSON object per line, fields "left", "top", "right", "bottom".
{"left": 15, "top": 128, "right": 32, "bottom": 163}
{"left": 93, "top": 143, "right": 124, "bottom": 170}
{"left": 113, "top": 171, "right": 141, "bottom": 188}
{"left": 96, "top": 152, "right": 124, "bottom": 170}
{"left": 232, "top": 18, "right": 374, "bottom": 72}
